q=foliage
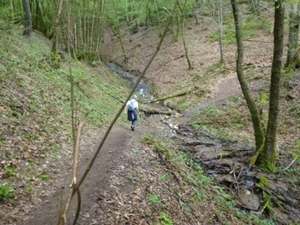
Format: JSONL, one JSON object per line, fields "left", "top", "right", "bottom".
{"left": 149, "top": 195, "right": 160, "bottom": 204}
{"left": 39, "top": 174, "right": 49, "bottom": 181}
{"left": 4, "top": 165, "right": 17, "bottom": 177}
{"left": 258, "top": 176, "right": 269, "bottom": 188}
{"left": 159, "top": 212, "right": 174, "bottom": 225}
{"left": 0, "top": 184, "right": 14, "bottom": 201}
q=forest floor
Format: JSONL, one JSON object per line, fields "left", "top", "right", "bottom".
{"left": 11, "top": 75, "right": 251, "bottom": 225}
{"left": 1, "top": 9, "right": 300, "bottom": 225}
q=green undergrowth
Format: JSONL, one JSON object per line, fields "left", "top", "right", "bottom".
{"left": 190, "top": 96, "right": 253, "bottom": 143}
{"left": 208, "top": 13, "right": 271, "bottom": 45}
{"left": 140, "top": 134, "right": 273, "bottom": 224}
{"left": 0, "top": 28, "right": 130, "bottom": 202}
{"left": 162, "top": 62, "right": 226, "bottom": 112}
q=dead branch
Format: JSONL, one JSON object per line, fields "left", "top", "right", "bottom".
{"left": 183, "top": 141, "right": 215, "bottom": 147}
{"left": 156, "top": 148, "right": 181, "bottom": 186}
{"left": 142, "top": 108, "right": 172, "bottom": 116}
{"left": 283, "top": 156, "right": 298, "bottom": 171}
{"left": 151, "top": 89, "right": 193, "bottom": 103}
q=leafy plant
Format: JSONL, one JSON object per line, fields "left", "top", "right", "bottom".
{"left": 39, "top": 174, "right": 49, "bottom": 181}
{"left": 149, "top": 195, "right": 160, "bottom": 204}
{"left": 0, "top": 184, "right": 13, "bottom": 201}
{"left": 4, "top": 165, "right": 16, "bottom": 177}
{"left": 159, "top": 212, "right": 173, "bottom": 225}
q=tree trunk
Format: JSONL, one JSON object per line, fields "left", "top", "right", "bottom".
{"left": 51, "top": 0, "right": 64, "bottom": 54}
{"left": 22, "top": 0, "right": 32, "bottom": 37}
{"left": 231, "top": 0, "right": 264, "bottom": 150}
{"left": 258, "top": 0, "right": 284, "bottom": 172}
{"left": 9, "top": 0, "right": 14, "bottom": 23}
{"left": 285, "top": 3, "right": 300, "bottom": 70}
{"left": 112, "top": 0, "right": 128, "bottom": 63}
{"left": 218, "top": 0, "right": 224, "bottom": 63}
{"left": 178, "top": 0, "right": 193, "bottom": 69}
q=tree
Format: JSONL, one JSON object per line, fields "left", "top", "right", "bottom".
{"left": 231, "top": 0, "right": 285, "bottom": 171}
{"left": 177, "top": 0, "right": 193, "bottom": 69}
{"left": 257, "top": 0, "right": 285, "bottom": 171}
{"left": 52, "top": 0, "right": 64, "bottom": 54}
{"left": 285, "top": 3, "right": 300, "bottom": 70}
{"left": 22, "top": 0, "right": 32, "bottom": 36}
{"left": 218, "top": 0, "right": 224, "bottom": 63}
{"left": 231, "top": 0, "right": 264, "bottom": 151}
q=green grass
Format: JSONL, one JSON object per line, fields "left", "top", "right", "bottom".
{"left": 149, "top": 195, "right": 160, "bottom": 204}
{"left": 39, "top": 174, "right": 49, "bottom": 181}
{"left": 208, "top": 14, "right": 271, "bottom": 45}
{"left": 0, "top": 184, "right": 14, "bottom": 201}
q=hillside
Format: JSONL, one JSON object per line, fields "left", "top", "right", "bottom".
{"left": 1, "top": 6, "right": 300, "bottom": 225}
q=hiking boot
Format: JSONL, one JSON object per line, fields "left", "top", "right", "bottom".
{"left": 131, "top": 126, "right": 135, "bottom": 131}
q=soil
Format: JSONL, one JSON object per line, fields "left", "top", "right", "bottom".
{"left": 1, "top": 11, "right": 300, "bottom": 225}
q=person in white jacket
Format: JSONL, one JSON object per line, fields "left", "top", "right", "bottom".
{"left": 124, "top": 95, "right": 140, "bottom": 131}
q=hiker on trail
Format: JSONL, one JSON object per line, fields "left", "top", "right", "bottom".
{"left": 125, "top": 95, "right": 140, "bottom": 131}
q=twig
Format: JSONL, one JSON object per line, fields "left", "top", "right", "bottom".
{"left": 283, "top": 156, "right": 298, "bottom": 171}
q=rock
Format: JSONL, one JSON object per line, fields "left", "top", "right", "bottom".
{"left": 238, "top": 188, "right": 260, "bottom": 211}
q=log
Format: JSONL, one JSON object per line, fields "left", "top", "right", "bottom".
{"left": 150, "top": 88, "right": 194, "bottom": 103}
{"left": 141, "top": 108, "right": 171, "bottom": 115}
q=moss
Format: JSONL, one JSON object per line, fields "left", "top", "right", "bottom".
{"left": 259, "top": 161, "right": 276, "bottom": 172}
{"left": 258, "top": 176, "right": 269, "bottom": 188}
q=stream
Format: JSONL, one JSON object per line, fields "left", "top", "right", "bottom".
{"left": 106, "top": 63, "right": 151, "bottom": 96}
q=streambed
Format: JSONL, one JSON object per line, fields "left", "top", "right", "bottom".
{"left": 152, "top": 113, "right": 300, "bottom": 224}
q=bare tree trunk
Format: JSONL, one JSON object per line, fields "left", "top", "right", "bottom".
{"left": 66, "top": 0, "right": 71, "bottom": 57}
{"left": 231, "top": 0, "right": 264, "bottom": 151}
{"left": 258, "top": 0, "right": 285, "bottom": 172}
{"left": 218, "top": 0, "right": 224, "bottom": 63}
{"left": 178, "top": 0, "right": 193, "bottom": 69}
{"left": 52, "top": 0, "right": 64, "bottom": 54}
{"left": 285, "top": 3, "right": 300, "bottom": 70}
{"left": 9, "top": 0, "right": 14, "bottom": 23}
{"left": 112, "top": 0, "right": 128, "bottom": 63}
{"left": 22, "top": 0, "right": 32, "bottom": 37}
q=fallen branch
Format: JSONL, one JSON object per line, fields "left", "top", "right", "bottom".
{"left": 283, "top": 155, "right": 298, "bottom": 171}
{"left": 142, "top": 108, "right": 171, "bottom": 116}
{"left": 156, "top": 148, "right": 181, "bottom": 186}
{"left": 183, "top": 141, "right": 215, "bottom": 147}
{"left": 151, "top": 89, "right": 194, "bottom": 103}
